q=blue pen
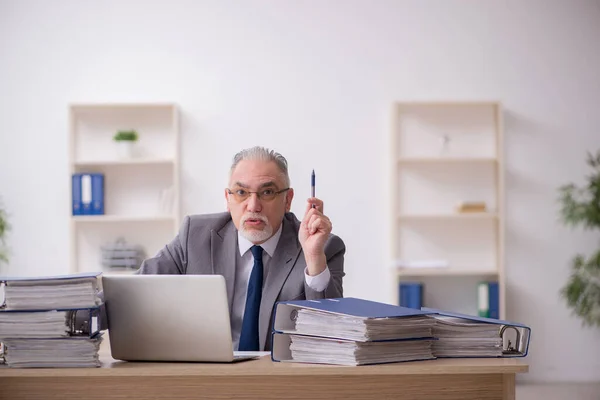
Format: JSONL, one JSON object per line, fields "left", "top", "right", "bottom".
{"left": 311, "top": 170, "right": 316, "bottom": 208}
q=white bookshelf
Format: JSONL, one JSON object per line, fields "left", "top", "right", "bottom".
{"left": 68, "top": 103, "right": 180, "bottom": 274}
{"left": 389, "top": 101, "right": 505, "bottom": 318}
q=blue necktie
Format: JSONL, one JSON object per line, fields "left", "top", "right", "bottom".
{"left": 238, "top": 245, "right": 264, "bottom": 351}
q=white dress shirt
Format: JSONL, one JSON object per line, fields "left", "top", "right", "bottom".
{"left": 231, "top": 224, "right": 331, "bottom": 350}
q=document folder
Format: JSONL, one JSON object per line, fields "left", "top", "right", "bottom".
{"left": 0, "top": 307, "right": 102, "bottom": 338}
{"left": 0, "top": 272, "right": 102, "bottom": 310}
{"left": 422, "top": 307, "right": 531, "bottom": 358}
{"left": 271, "top": 298, "right": 436, "bottom": 365}
{"left": 271, "top": 331, "right": 435, "bottom": 365}
{"left": 273, "top": 297, "right": 435, "bottom": 334}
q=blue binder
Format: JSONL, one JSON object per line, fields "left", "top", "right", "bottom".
{"left": 271, "top": 298, "right": 436, "bottom": 365}
{"left": 72, "top": 173, "right": 82, "bottom": 215}
{"left": 271, "top": 297, "right": 435, "bottom": 343}
{"left": 275, "top": 297, "right": 435, "bottom": 321}
{"left": 91, "top": 173, "right": 104, "bottom": 215}
{"left": 73, "top": 173, "right": 104, "bottom": 215}
{"left": 422, "top": 307, "right": 531, "bottom": 357}
{"left": 399, "top": 282, "right": 423, "bottom": 309}
{"left": 488, "top": 282, "right": 499, "bottom": 319}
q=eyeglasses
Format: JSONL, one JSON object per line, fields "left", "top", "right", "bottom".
{"left": 226, "top": 187, "right": 290, "bottom": 203}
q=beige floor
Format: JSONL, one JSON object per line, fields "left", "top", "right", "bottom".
{"left": 516, "top": 383, "right": 600, "bottom": 400}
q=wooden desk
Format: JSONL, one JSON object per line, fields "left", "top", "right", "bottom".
{"left": 0, "top": 346, "right": 528, "bottom": 400}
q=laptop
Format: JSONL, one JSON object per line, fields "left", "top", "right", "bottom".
{"left": 102, "top": 274, "right": 265, "bottom": 363}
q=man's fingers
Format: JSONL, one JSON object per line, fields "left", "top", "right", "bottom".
{"left": 302, "top": 198, "right": 329, "bottom": 235}
{"left": 306, "top": 197, "right": 324, "bottom": 214}
{"left": 307, "top": 214, "right": 331, "bottom": 234}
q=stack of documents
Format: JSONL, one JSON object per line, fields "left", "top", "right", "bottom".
{"left": 0, "top": 308, "right": 99, "bottom": 338}
{"left": 2, "top": 336, "right": 103, "bottom": 368}
{"left": 293, "top": 308, "right": 433, "bottom": 341}
{"left": 0, "top": 272, "right": 103, "bottom": 368}
{"left": 271, "top": 297, "right": 435, "bottom": 366}
{"left": 287, "top": 335, "right": 433, "bottom": 366}
{"left": 2, "top": 274, "right": 102, "bottom": 310}
{"left": 422, "top": 307, "right": 532, "bottom": 358}
{"left": 431, "top": 315, "right": 503, "bottom": 357}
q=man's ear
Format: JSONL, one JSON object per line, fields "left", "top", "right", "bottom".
{"left": 224, "top": 189, "right": 231, "bottom": 212}
{"left": 285, "top": 188, "right": 294, "bottom": 212}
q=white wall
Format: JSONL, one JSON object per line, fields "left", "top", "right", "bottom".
{"left": 1, "top": 0, "right": 599, "bottom": 382}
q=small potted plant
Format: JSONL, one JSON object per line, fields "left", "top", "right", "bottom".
{"left": 113, "top": 130, "right": 139, "bottom": 158}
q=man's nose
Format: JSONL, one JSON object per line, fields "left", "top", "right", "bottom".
{"left": 246, "top": 193, "right": 262, "bottom": 212}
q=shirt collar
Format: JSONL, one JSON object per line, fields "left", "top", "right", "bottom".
{"left": 237, "top": 221, "right": 283, "bottom": 258}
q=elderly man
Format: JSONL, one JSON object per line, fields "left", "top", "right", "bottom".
{"left": 138, "top": 146, "right": 345, "bottom": 351}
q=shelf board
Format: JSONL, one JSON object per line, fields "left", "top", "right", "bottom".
{"left": 74, "top": 158, "right": 175, "bottom": 167}
{"left": 397, "top": 268, "right": 498, "bottom": 277}
{"left": 398, "top": 213, "right": 498, "bottom": 221}
{"left": 398, "top": 157, "right": 497, "bottom": 164}
{"left": 72, "top": 215, "right": 176, "bottom": 223}
{"left": 395, "top": 101, "right": 500, "bottom": 107}
{"left": 71, "top": 103, "right": 176, "bottom": 112}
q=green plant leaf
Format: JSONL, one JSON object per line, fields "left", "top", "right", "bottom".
{"left": 113, "top": 130, "right": 139, "bottom": 141}
{"left": 558, "top": 149, "right": 600, "bottom": 327}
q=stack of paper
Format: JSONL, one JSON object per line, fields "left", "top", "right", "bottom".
{"left": 431, "top": 315, "right": 503, "bottom": 357}
{"left": 288, "top": 335, "right": 433, "bottom": 366}
{"left": 271, "top": 297, "right": 436, "bottom": 365}
{"left": 294, "top": 308, "right": 433, "bottom": 341}
{"left": 0, "top": 309, "right": 99, "bottom": 338}
{"left": 3, "top": 275, "right": 101, "bottom": 310}
{"left": 2, "top": 336, "right": 102, "bottom": 368}
{"left": 0, "top": 272, "right": 103, "bottom": 368}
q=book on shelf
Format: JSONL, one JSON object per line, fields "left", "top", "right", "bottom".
{"left": 271, "top": 297, "right": 435, "bottom": 366}
{"left": 478, "top": 281, "right": 499, "bottom": 319}
{"left": 72, "top": 173, "right": 104, "bottom": 216}
{"left": 399, "top": 282, "right": 423, "bottom": 309}
{"left": 456, "top": 201, "right": 487, "bottom": 213}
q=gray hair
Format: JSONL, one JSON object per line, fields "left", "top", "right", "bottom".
{"left": 230, "top": 146, "right": 290, "bottom": 187}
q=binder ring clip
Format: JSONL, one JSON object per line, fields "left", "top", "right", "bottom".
{"left": 290, "top": 309, "right": 298, "bottom": 322}
{"left": 500, "top": 325, "right": 521, "bottom": 355}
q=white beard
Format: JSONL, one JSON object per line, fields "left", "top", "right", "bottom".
{"left": 239, "top": 213, "right": 273, "bottom": 243}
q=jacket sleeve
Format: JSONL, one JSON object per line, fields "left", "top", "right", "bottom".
{"left": 304, "top": 234, "right": 345, "bottom": 300}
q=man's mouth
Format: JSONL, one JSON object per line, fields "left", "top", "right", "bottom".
{"left": 245, "top": 218, "right": 265, "bottom": 226}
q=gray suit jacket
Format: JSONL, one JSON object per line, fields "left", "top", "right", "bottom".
{"left": 136, "top": 211, "right": 345, "bottom": 351}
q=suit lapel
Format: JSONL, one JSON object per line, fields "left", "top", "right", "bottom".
{"left": 259, "top": 217, "right": 301, "bottom": 350}
{"left": 211, "top": 221, "right": 238, "bottom": 316}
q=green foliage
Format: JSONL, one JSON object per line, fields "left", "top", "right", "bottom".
{"left": 0, "top": 201, "right": 9, "bottom": 266}
{"left": 113, "top": 130, "right": 138, "bottom": 142}
{"left": 558, "top": 150, "right": 600, "bottom": 327}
